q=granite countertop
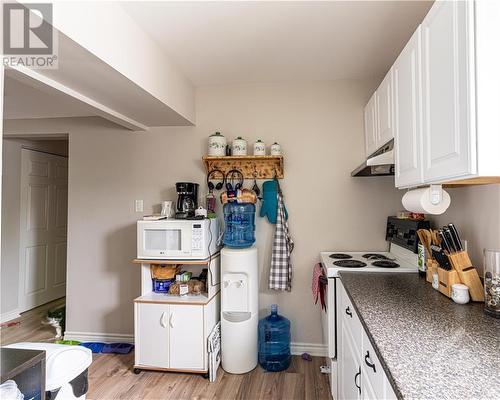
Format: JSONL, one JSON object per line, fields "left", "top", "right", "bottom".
{"left": 339, "top": 272, "right": 500, "bottom": 400}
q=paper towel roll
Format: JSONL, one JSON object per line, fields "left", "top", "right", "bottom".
{"left": 402, "top": 187, "right": 451, "bottom": 215}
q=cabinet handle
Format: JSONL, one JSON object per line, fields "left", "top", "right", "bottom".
{"left": 169, "top": 311, "right": 174, "bottom": 328}
{"left": 365, "top": 351, "right": 377, "bottom": 373}
{"left": 159, "top": 312, "right": 167, "bottom": 328}
{"left": 345, "top": 306, "right": 353, "bottom": 318}
{"left": 354, "top": 366, "right": 361, "bottom": 395}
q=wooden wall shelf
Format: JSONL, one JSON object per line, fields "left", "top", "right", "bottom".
{"left": 202, "top": 155, "right": 284, "bottom": 179}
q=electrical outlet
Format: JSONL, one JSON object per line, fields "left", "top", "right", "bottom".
{"left": 135, "top": 200, "right": 144, "bottom": 213}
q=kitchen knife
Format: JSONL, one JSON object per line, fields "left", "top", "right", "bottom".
{"left": 448, "top": 224, "right": 463, "bottom": 252}
{"left": 438, "top": 230, "right": 452, "bottom": 254}
{"left": 442, "top": 227, "right": 457, "bottom": 253}
{"left": 431, "top": 244, "right": 451, "bottom": 270}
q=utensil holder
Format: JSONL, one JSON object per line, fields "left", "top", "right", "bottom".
{"left": 437, "top": 267, "right": 461, "bottom": 298}
{"left": 426, "top": 260, "right": 439, "bottom": 283}
{"left": 448, "top": 251, "right": 484, "bottom": 302}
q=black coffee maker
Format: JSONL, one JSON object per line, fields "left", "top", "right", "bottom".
{"left": 175, "top": 182, "right": 199, "bottom": 219}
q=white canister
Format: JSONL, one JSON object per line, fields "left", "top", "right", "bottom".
{"left": 208, "top": 132, "right": 227, "bottom": 156}
{"left": 451, "top": 283, "right": 470, "bottom": 304}
{"left": 232, "top": 137, "right": 247, "bottom": 156}
{"left": 270, "top": 142, "right": 282, "bottom": 156}
{"left": 253, "top": 140, "right": 266, "bottom": 156}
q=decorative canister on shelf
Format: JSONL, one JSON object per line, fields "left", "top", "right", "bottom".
{"left": 232, "top": 137, "right": 248, "bottom": 156}
{"left": 208, "top": 132, "right": 227, "bottom": 156}
{"left": 484, "top": 249, "right": 500, "bottom": 318}
{"left": 270, "top": 142, "right": 282, "bottom": 156}
{"left": 253, "top": 140, "right": 266, "bottom": 156}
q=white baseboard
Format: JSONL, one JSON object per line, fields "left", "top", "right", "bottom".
{"left": 64, "top": 331, "right": 327, "bottom": 358}
{"left": 291, "top": 342, "right": 327, "bottom": 357}
{"left": 1, "top": 309, "right": 21, "bottom": 324}
{"left": 64, "top": 331, "right": 134, "bottom": 343}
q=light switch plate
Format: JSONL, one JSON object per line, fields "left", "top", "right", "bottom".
{"left": 135, "top": 200, "right": 144, "bottom": 212}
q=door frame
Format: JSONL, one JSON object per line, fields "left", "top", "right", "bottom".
{"left": 18, "top": 147, "right": 68, "bottom": 312}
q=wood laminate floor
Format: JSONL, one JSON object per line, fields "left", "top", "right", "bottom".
{"left": 1, "top": 299, "right": 332, "bottom": 400}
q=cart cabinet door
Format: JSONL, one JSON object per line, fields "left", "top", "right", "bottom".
{"left": 135, "top": 302, "right": 169, "bottom": 368}
{"left": 169, "top": 304, "right": 204, "bottom": 370}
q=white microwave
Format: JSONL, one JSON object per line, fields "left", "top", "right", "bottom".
{"left": 137, "top": 219, "right": 220, "bottom": 260}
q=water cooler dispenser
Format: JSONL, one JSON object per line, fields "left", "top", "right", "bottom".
{"left": 221, "top": 246, "right": 258, "bottom": 374}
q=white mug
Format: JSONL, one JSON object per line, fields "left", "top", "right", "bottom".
{"left": 451, "top": 283, "right": 470, "bottom": 304}
{"left": 161, "top": 200, "right": 174, "bottom": 218}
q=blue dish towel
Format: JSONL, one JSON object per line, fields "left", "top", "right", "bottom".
{"left": 260, "top": 180, "right": 288, "bottom": 224}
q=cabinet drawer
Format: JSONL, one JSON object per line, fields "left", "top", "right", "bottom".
{"left": 362, "top": 330, "right": 397, "bottom": 400}
{"left": 339, "top": 282, "right": 363, "bottom": 347}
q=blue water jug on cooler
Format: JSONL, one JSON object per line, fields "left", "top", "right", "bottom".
{"left": 223, "top": 202, "right": 255, "bottom": 248}
{"left": 258, "top": 304, "right": 291, "bottom": 372}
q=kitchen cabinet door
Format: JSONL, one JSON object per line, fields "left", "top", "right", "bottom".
{"left": 364, "top": 93, "right": 378, "bottom": 158}
{"left": 421, "top": 0, "right": 476, "bottom": 182}
{"left": 135, "top": 303, "right": 169, "bottom": 368}
{"left": 394, "top": 27, "right": 423, "bottom": 188}
{"left": 169, "top": 304, "right": 204, "bottom": 370}
{"left": 376, "top": 69, "right": 394, "bottom": 148}
{"left": 339, "top": 323, "right": 362, "bottom": 400}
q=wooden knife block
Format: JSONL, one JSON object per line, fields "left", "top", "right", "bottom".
{"left": 447, "top": 251, "right": 484, "bottom": 302}
{"left": 426, "top": 259, "right": 439, "bottom": 283}
{"left": 437, "top": 267, "right": 461, "bottom": 298}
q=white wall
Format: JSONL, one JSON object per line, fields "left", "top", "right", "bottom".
{"left": 433, "top": 185, "right": 500, "bottom": 275}
{"left": 1, "top": 139, "right": 68, "bottom": 320}
{"left": 55, "top": 80, "right": 401, "bottom": 346}
{"left": 5, "top": 81, "right": 404, "bottom": 346}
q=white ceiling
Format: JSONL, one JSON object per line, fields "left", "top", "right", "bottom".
{"left": 122, "top": 1, "right": 433, "bottom": 86}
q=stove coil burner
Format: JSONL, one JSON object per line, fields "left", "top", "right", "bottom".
{"left": 362, "top": 253, "right": 391, "bottom": 260}
{"left": 329, "top": 253, "right": 353, "bottom": 260}
{"left": 372, "top": 260, "right": 400, "bottom": 268}
{"left": 333, "top": 260, "right": 367, "bottom": 268}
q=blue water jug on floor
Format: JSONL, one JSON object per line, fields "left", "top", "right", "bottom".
{"left": 223, "top": 202, "right": 255, "bottom": 248}
{"left": 258, "top": 304, "right": 291, "bottom": 372}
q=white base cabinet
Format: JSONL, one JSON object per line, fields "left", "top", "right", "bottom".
{"left": 134, "top": 294, "right": 219, "bottom": 373}
{"left": 337, "top": 281, "right": 396, "bottom": 400}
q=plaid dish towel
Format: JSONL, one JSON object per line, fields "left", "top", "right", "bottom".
{"left": 269, "top": 191, "right": 294, "bottom": 291}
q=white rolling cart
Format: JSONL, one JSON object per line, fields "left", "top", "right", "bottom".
{"left": 132, "top": 253, "right": 220, "bottom": 378}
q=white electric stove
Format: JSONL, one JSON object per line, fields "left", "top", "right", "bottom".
{"left": 319, "top": 243, "right": 419, "bottom": 399}
{"left": 320, "top": 242, "right": 419, "bottom": 278}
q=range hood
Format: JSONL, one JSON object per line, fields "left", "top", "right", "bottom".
{"left": 351, "top": 140, "right": 394, "bottom": 177}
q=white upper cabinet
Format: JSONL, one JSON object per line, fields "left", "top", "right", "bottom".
{"left": 364, "top": 93, "right": 378, "bottom": 157}
{"left": 394, "top": 28, "right": 423, "bottom": 188}
{"left": 388, "top": 0, "right": 500, "bottom": 188}
{"left": 364, "top": 70, "right": 394, "bottom": 158}
{"left": 376, "top": 69, "right": 394, "bottom": 148}
{"left": 421, "top": 0, "right": 476, "bottom": 182}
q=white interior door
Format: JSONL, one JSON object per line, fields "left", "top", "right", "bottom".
{"left": 19, "top": 149, "right": 68, "bottom": 311}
